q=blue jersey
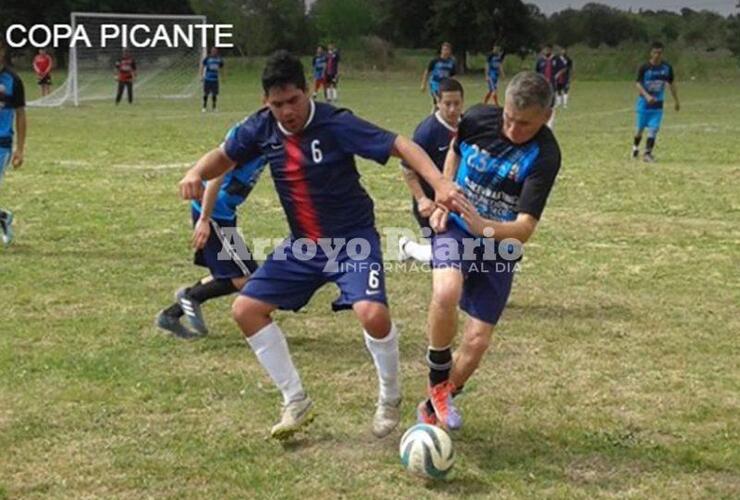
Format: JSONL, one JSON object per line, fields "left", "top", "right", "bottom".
{"left": 402, "top": 111, "right": 456, "bottom": 199}
{"left": 202, "top": 56, "right": 224, "bottom": 82}
{"left": 486, "top": 53, "right": 504, "bottom": 80}
{"left": 193, "top": 126, "right": 267, "bottom": 221}
{"left": 636, "top": 62, "right": 674, "bottom": 110}
{"left": 0, "top": 68, "right": 25, "bottom": 148}
{"left": 451, "top": 104, "right": 561, "bottom": 231}
{"left": 312, "top": 55, "right": 327, "bottom": 78}
{"left": 427, "top": 57, "right": 457, "bottom": 85}
{"left": 224, "top": 101, "right": 397, "bottom": 239}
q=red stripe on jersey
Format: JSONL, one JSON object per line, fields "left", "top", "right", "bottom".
{"left": 284, "top": 135, "right": 322, "bottom": 240}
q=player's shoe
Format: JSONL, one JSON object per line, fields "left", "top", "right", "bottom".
{"left": 176, "top": 286, "right": 209, "bottom": 336}
{"left": 372, "top": 398, "right": 401, "bottom": 438}
{"left": 631, "top": 146, "right": 640, "bottom": 159}
{"left": 398, "top": 236, "right": 411, "bottom": 261}
{"left": 428, "top": 381, "right": 462, "bottom": 431}
{"left": 1, "top": 211, "right": 14, "bottom": 246}
{"left": 417, "top": 400, "right": 438, "bottom": 425}
{"left": 643, "top": 152, "right": 656, "bottom": 163}
{"left": 270, "top": 395, "right": 315, "bottom": 440}
{"left": 155, "top": 310, "right": 200, "bottom": 339}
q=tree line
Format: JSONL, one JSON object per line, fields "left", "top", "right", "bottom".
{"left": 2, "top": 0, "right": 739, "bottom": 65}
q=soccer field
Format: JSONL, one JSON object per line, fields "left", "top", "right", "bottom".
{"left": 1, "top": 71, "right": 739, "bottom": 498}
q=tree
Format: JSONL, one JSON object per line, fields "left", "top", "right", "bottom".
{"left": 309, "top": 0, "right": 379, "bottom": 44}
{"left": 728, "top": 15, "right": 740, "bottom": 60}
{"left": 376, "top": 0, "right": 434, "bottom": 48}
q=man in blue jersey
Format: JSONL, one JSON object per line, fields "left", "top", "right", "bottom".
{"left": 0, "top": 39, "right": 27, "bottom": 247}
{"left": 483, "top": 45, "right": 505, "bottom": 106}
{"left": 416, "top": 72, "right": 562, "bottom": 430}
{"left": 201, "top": 47, "right": 225, "bottom": 112}
{"left": 400, "top": 78, "right": 464, "bottom": 263}
{"left": 158, "top": 125, "right": 265, "bottom": 338}
{"left": 179, "top": 51, "right": 462, "bottom": 440}
{"left": 632, "top": 42, "right": 679, "bottom": 163}
{"left": 311, "top": 46, "right": 327, "bottom": 100}
{"left": 421, "top": 42, "right": 457, "bottom": 108}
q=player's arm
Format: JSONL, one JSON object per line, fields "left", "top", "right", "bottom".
{"left": 179, "top": 148, "right": 235, "bottom": 200}
{"left": 12, "top": 107, "right": 26, "bottom": 168}
{"left": 391, "top": 135, "right": 461, "bottom": 210}
{"left": 669, "top": 82, "right": 679, "bottom": 111}
{"left": 401, "top": 167, "right": 435, "bottom": 217}
{"left": 200, "top": 60, "right": 205, "bottom": 80}
{"left": 192, "top": 173, "right": 225, "bottom": 249}
{"left": 454, "top": 201, "right": 539, "bottom": 243}
{"left": 635, "top": 65, "right": 654, "bottom": 103}
{"left": 428, "top": 142, "right": 461, "bottom": 233}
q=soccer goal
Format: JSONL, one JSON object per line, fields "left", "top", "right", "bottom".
{"left": 28, "top": 12, "right": 207, "bottom": 107}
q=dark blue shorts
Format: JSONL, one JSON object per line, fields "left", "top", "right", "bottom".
{"left": 487, "top": 77, "right": 499, "bottom": 92}
{"left": 192, "top": 208, "right": 258, "bottom": 280}
{"left": 203, "top": 80, "right": 219, "bottom": 96}
{"left": 432, "top": 224, "right": 517, "bottom": 325}
{"left": 636, "top": 109, "right": 663, "bottom": 133}
{"left": 242, "top": 226, "right": 387, "bottom": 312}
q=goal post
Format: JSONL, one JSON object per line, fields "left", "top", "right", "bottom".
{"left": 28, "top": 12, "right": 207, "bottom": 107}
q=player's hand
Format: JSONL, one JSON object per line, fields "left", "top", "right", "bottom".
{"left": 674, "top": 101, "right": 680, "bottom": 112}
{"left": 429, "top": 206, "right": 449, "bottom": 234}
{"left": 420, "top": 85, "right": 426, "bottom": 93}
{"left": 417, "top": 196, "right": 436, "bottom": 218}
{"left": 179, "top": 171, "right": 204, "bottom": 200}
{"left": 192, "top": 218, "right": 210, "bottom": 250}
{"left": 11, "top": 150, "right": 23, "bottom": 168}
{"left": 453, "top": 196, "right": 489, "bottom": 237}
{"left": 434, "top": 178, "right": 465, "bottom": 212}
{"left": 646, "top": 95, "right": 656, "bottom": 104}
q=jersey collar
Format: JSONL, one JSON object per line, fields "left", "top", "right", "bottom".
{"left": 277, "top": 99, "right": 316, "bottom": 137}
{"left": 434, "top": 111, "right": 458, "bottom": 133}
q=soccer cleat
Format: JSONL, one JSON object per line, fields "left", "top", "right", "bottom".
{"left": 398, "top": 236, "right": 411, "bottom": 261}
{"left": 270, "top": 395, "right": 314, "bottom": 440}
{"left": 631, "top": 147, "right": 640, "bottom": 159}
{"left": 201, "top": 108, "right": 206, "bottom": 113}
{"left": 155, "top": 310, "right": 200, "bottom": 339}
{"left": 643, "top": 152, "right": 656, "bottom": 163}
{"left": 176, "top": 286, "right": 209, "bottom": 336}
{"left": 372, "top": 398, "right": 401, "bottom": 438}
{"left": 1, "top": 211, "right": 14, "bottom": 246}
{"left": 417, "top": 400, "right": 438, "bottom": 425}
{"left": 428, "top": 381, "right": 463, "bottom": 431}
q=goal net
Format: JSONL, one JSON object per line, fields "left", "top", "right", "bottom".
{"left": 28, "top": 12, "right": 207, "bottom": 107}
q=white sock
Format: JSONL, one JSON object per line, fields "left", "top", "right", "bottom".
{"left": 364, "top": 324, "right": 401, "bottom": 404}
{"left": 563, "top": 94, "right": 569, "bottom": 107}
{"left": 246, "top": 322, "right": 305, "bottom": 405}
{"left": 404, "top": 239, "right": 432, "bottom": 263}
{"left": 547, "top": 109, "right": 556, "bottom": 129}
{"left": 555, "top": 95, "right": 562, "bottom": 107}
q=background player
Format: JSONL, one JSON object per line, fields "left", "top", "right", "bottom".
{"left": 114, "top": 49, "right": 136, "bottom": 105}
{"left": 633, "top": 41, "right": 679, "bottom": 163}
{"left": 483, "top": 45, "right": 505, "bottom": 106}
{"left": 157, "top": 125, "right": 265, "bottom": 338}
{"left": 311, "top": 45, "right": 327, "bottom": 100}
{"left": 400, "top": 78, "right": 463, "bottom": 263}
{"left": 535, "top": 44, "right": 557, "bottom": 128}
{"left": 32, "top": 48, "right": 53, "bottom": 97}
{"left": 178, "top": 51, "right": 462, "bottom": 440}
{"left": 554, "top": 47, "right": 573, "bottom": 108}
{"left": 417, "top": 72, "right": 562, "bottom": 430}
{"left": 201, "top": 47, "right": 225, "bottom": 112}
{"left": 420, "top": 42, "right": 457, "bottom": 108}
{"left": 325, "top": 43, "right": 340, "bottom": 103}
{"left": 0, "top": 39, "right": 27, "bottom": 247}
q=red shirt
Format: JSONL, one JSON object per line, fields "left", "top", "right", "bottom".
{"left": 33, "top": 54, "right": 52, "bottom": 76}
{"left": 116, "top": 57, "right": 137, "bottom": 82}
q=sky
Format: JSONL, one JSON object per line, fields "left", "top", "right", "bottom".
{"left": 529, "top": 0, "right": 738, "bottom": 16}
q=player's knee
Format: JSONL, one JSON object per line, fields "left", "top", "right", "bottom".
{"left": 431, "top": 284, "right": 461, "bottom": 310}
{"left": 354, "top": 301, "right": 391, "bottom": 338}
{"left": 232, "top": 296, "right": 269, "bottom": 336}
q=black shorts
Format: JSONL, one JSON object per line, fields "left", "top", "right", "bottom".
{"left": 326, "top": 74, "right": 338, "bottom": 85}
{"left": 556, "top": 81, "right": 570, "bottom": 93}
{"left": 203, "top": 80, "right": 219, "bottom": 96}
{"left": 37, "top": 75, "right": 51, "bottom": 85}
{"left": 192, "top": 208, "right": 258, "bottom": 280}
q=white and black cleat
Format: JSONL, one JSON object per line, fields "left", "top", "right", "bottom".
{"left": 176, "top": 287, "right": 209, "bottom": 336}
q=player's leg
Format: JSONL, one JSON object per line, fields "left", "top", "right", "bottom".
{"left": 0, "top": 148, "right": 13, "bottom": 246}
{"left": 634, "top": 108, "right": 649, "bottom": 158}
{"left": 115, "top": 82, "right": 124, "bottom": 104}
{"left": 492, "top": 88, "right": 500, "bottom": 107}
{"left": 644, "top": 111, "right": 663, "bottom": 162}
{"left": 563, "top": 83, "right": 570, "bottom": 108}
{"left": 202, "top": 83, "right": 209, "bottom": 112}
{"left": 449, "top": 317, "right": 495, "bottom": 389}
{"left": 211, "top": 82, "right": 219, "bottom": 111}
{"left": 126, "top": 82, "right": 133, "bottom": 104}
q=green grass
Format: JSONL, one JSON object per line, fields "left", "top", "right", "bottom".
{"left": 1, "top": 69, "right": 739, "bottom": 499}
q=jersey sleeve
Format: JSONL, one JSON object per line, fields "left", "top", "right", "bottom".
{"left": 636, "top": 64, "right": 647, "bottom": 83}
{"left": 516, "top": 135, "right": 561, "bottom": 220}
{"left": 401, "top": 120, "right": 432, "bottom": 170}
{"left": 335, "top": 110, "right": 397, "bottom": 165}
{"left": 11, "top": 74, "right": 26, "bottom": 108}
{"left": 427, "top": 59, "right": 437, "bottom": 72}
{"left": 223, "top": 114, "right": 263, "bottom": 165}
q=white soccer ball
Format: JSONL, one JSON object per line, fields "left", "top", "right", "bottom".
{"left": 399, "top": 423, "right": 455, "bottom": 479}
